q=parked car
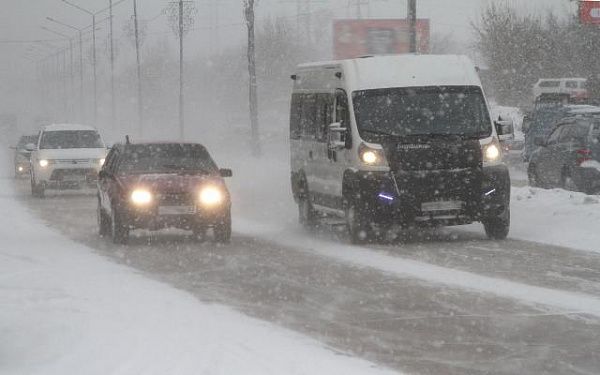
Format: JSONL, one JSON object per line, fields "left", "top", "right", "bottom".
{"left": 290, "top": 54, "right": 513, "bottom": 243}
{"left": 97, "top": 142, "right": 232, "bottom": 244}
{"left": 528, "top": 115, "right": 600, "bottom": 194}
{"left": 11, "top": 134, "right": 38, "bottom": 178}
{"left": 523, "top": 104, "right": 600, "bottom": 162}
{"left": 28, "top": 124, "right": 108, "bottom": 197}
{"left": 533, "top": 78, "right": 588, "bottom": 103}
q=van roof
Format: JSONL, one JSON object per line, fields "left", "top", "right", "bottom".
{"left": 296, "top": 54, "right": 482, "bottom": 92}
{"left": 42, "top": 123, "right": 97, "bottom": 132}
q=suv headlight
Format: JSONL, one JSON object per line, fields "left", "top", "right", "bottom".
{"left": 39, "top": 159, "right": 49, "bottom": 167}
{"left": 131, "top": 189, "right": 153, "bottom": 205}
{"left": 99, "top": 158, "right": 105, "bottom": 166}
{"left": 199, "top": 186, "right": 224, "bottom": 206}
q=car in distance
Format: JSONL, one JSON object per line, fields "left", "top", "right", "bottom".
{"left": 12, "top": 134, "right": 38, "bottom": 178}
{"left": 28, "top": 124, "right": 108, "bottom": 197}
{"left": 97, "top": 142, "right": 232, "bottom": 244}
{"left": 528, "top": 115, "right": 600, "bottom": 194}
{"left": 533, "top": 78, "right": 588, "bottom": 103}
{"left": 290, "top": 54, "right": 513, "bottom": 243}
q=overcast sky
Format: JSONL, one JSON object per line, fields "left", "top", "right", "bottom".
{"left": 0, "top": 0, "right": 576, "bottom": 106}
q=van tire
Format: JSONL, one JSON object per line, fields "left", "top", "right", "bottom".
{"left": 483, "top": 209, "right": 510, "bottom": 240}
{"left": 345, "top": 200, "right": 373, "bottom": 244}
{"left": 214, "top": 213, "right": 232, "bottom": 244}
{"left": 298, "top": 189, "right": 317, "bottom": 229}
{"left": 527, "top": 164, "right": 541, "bottom": 188}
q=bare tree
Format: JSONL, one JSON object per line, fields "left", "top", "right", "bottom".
{"left": 244, "top": 0, "right": 260, "bottom": 156}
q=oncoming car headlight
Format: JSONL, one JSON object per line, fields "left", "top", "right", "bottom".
{"left": 482, "top": 140, "right": 501, "bottom": 164}
{"left": 99, "top": 158, "right": 105, "bottom": 166}
{"left": 199, "top": 186, "right": 224, "bottom": 206}
{"left": 359, "top": 143, "right": 386, "bottom": 166}
{"left": 39, "top": 159, "right": 49, "bottom": 168}
{"left": 130, "top": 189, "right": 153, "bottom": 205}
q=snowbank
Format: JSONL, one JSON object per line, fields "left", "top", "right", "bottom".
{"left": 0, "top": 178, "right": 397, "bottom": 375}
{"left": 510, "top": 186, "right": 600, "bottom": 253}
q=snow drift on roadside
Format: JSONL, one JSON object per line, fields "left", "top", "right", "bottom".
{"left": 510, "top": 186, "right": 600, "bottom": 253}
{"left": 0, "top": 178, "right": 397, "bottom": 375}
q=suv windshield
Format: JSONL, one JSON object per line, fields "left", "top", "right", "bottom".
{"left": 118, "top": 144, "right": 218, "bottom": 174}
{"left": 39, "top": 130, "right": 104, "bottom": 149}
{"left": 352, "top": 86, "right": 492, "bottom": 138}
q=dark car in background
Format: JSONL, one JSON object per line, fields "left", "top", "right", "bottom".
{"left": 11, "top": 134, "right": 38, "bottom": 178}
{"left": 528, "top": 115, "right": 600, "bottom": 194}
{"left": 523, "top": 104, "right": 600, "bottom": 162}
{"left": 97, "top": 142, "right": 232, "bottom": 244}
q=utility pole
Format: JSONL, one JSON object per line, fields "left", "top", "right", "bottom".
{"left": 109, "top": 0, "right": 116, "bottom": 131}
{"left": 133, "top": 0, "right": 143, "bottom": 136}
{"left": 179, "top": 0, "right": 185, "bottom": 141}
{"left": 408, "top": 0, "right": 417, "bottom": 53}
{"left": 41, "top": 26, "right": 75, "bottom": 119}
{"left": 244, "top": 0, "right": 260, "bottom": 156}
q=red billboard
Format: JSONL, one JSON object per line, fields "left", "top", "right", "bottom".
{"left": 333, "top": 19, "right": 430, "bottom": 60}
{"left": 579, "top": 1, "right": 600, "bottom": 25}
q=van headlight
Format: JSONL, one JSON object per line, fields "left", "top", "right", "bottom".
{"left": 199, "top": 186, "right": 224, "bottom": 206}
{"left": 39, "top": 159, "right": 49, "bottom": 168}
{"left": 482, "top": 140, "right": 501, "bottom": 164}
{"left": 359, "top": 143, "right": 386, "bottom": 166}
{"left": 130, "top": 189, "right": 153, "bottom": 205}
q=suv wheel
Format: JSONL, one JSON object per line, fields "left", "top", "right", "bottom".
{"left": 110, "top": 207, "right": 129, "bottom": 244}
{"left": 483, "top": 209, "right": 510, "bottom": 240}
{"left": 214, "top": 213, "right": 231, "bottom": 244}
{"left": 97, "top": 200, "right": 110, "bottom": 237}
{"left": 345, "top": 200, "right": 373, "bottom": 244}
{"left": 30, "top": 175, "right": 45, "bottom": 198}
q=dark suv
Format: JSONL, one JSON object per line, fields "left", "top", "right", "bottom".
{"left": 97, "top": 142, "right": 232, "bottom": 244}
{"left": 528, "top": 115, "right": 600, "bottom": 194}
{"left": 12, "top": 134, "right": 38, "bottom": 177}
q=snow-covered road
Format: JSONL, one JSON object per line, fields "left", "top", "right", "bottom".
{"left": 8, "top": 161, "right": 600, "bottom": 374}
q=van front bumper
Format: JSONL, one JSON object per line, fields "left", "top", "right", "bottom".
{"left": 349, "top": 165, "right": 510, "bottom": 227}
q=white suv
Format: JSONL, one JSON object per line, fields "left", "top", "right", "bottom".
{"left": 28, "top": 124, "right": 107, "bottom": 197}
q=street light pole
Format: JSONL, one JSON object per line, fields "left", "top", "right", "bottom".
{"left": 179, "top": 0, "right": 184, "bottom": 141}
{"left": 408, "top": 0, "right": 417, "bottom": 53}
{"left": 133, "top": 0, "right": 143, "bottom": 137}
{"left": 109, "top": 0, "right": 116, "bottom": 131}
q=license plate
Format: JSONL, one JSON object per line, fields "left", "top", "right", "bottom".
{"left": 158, "top": 205, "right": 196, "bottom": 215}
{"left": 421, "top": 201, "right": 464, "bottom": 212}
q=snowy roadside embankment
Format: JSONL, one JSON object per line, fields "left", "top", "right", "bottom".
{"left": 0, "top": 178, "right": 397, "bottom": 375}
{"left": 510, "top": 186, "right": 600, "bottom": 254}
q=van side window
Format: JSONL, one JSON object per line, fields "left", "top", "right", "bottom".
{"left": 290, "top": 94, "right": 302, "bottom": 140}
{"left": 300, "top": 94, "right": 318, "bottom": 139}
{"left": 565, "top": 81, "right": 578, "bottom": 89}
{"left": 315, "top": 93, "right": 334, "bottom": 142}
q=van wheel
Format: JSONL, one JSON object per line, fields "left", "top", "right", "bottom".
{"left": 483, "top": 209, "right": 510, "bottom": 240}
{"left": 298, "top": 192, "right": 317, "bottom": 229}
{"left": 110, "top": 207, "right": 129, "bottom": 244}
{"left": 345, "top": 200, "right": 373, "bottom": 244}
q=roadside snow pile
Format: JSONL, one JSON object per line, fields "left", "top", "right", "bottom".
{"left": 511, "top": 186, "right": 600, "bottom": 253}
{"left": 0, "top": 180, "right": 397, "bottom": 375}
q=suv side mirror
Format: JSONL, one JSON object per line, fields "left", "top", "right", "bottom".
{"left": 534, "top": 136, "right": 547, "bottom": 147}
{"left": 328, "top": 122, "right": 347, "bottom": 150}
{"left": 219, "top": 168, "right": 233, "bottom": 178}
{"left": 495, "top": 119, "right": 514, "bottom": 141}
{"left": 25, "top": 143, "right": 37, "bottom": 152}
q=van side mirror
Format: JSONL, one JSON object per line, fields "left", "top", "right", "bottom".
{"left": 25, "top": 143, "right": 37, "bottom": 152}
{"left": 328, "top": 122, "right": 347, "bottom": 150}
{"left": 495, "top": 119, "right": 514, "bottom": 141}
{"left": 219, "top": 168, "right": 233, "bottom": 178}
{"left": 534, "top": 136, "right": 547, "bottom": 147}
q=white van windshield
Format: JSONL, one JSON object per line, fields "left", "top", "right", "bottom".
{"left": 352, "top": 86, "right": 492, "bottom": 138}
{"left": 40, "top": 130, "right": 104, "bottom": 149}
